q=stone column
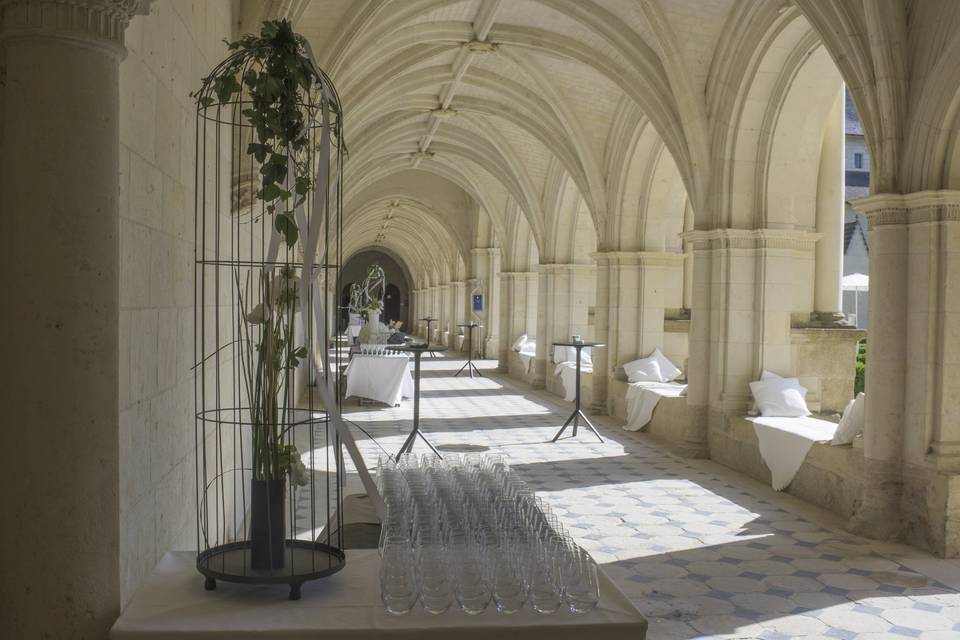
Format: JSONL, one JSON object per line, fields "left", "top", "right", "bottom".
{"left": 410, "top": 289, "right": 419, "bottom": 336}
{"left": 497, "top": 271, "right": 537, "bottom": 374}
{"left": 590, "top": 256, "right": 611, "bottom": 411}
{"left": 429, "top": 286, "right": 441, "bottom": 341}
{"left": 850, "top": 191, "right": 960, "bottom": 555}
{"left": 440, "top": 283, "right": 453, "bottom": 346}
{"left": 534, "top": 263, "right": 595, "bottom": 391}
{"left": 814, "top": 88, "right": 846, "bottom": 323}
{"left": 0, "top": 1, "right": 145, "bottom": 636}
{"left": 450, "top": 280, "right": 466, "bottom": 351}
{"left": 470, "top": 247, "right": 500, "bottom": 358}
{"left": 684, "top": 230, "right": 819, "bottom": 456}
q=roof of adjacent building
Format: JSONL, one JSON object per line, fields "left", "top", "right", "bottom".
{"left": 844, "top": 216, "right": 869, "bottom": 253}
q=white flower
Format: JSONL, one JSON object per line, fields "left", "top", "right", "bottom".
{"left": 244, "top": 302, "right": 267, "bottom": 324}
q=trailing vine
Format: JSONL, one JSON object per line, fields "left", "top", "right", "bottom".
{"left": 192, "top": 19, "right": 337, "bottom": 247}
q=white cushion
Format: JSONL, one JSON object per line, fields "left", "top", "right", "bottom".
{"left": 749, "top": 370, "right": 802, "bottom": 414}
{"left": 581, "top": 347, "right": 592, "bottom": 367}
{"left": 519, "top": 338, "right": 536, "bottom": 355}
{"left": 831, "top": 392, "right": 865, "bottom": 445}
{"left": 554, "top": 346, "right": 575, "bottom": 364}
{"left": 749, "top": 377, "right": 811, "bottom": 417}
{"left": 624, "top": 356, "right": 663, "bottom": 383}
{"left": 512, "top": 334, "right": 528, "bottom": 352}
{"left": 652, "top": 348, "right": 682, "bottom": 382}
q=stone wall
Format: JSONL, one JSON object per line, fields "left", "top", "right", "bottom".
{"left": 711, "top": 417, "right": 865, "bottom": 520}
{"left": 117, "top": 0, "right": 234, "bottom": 605}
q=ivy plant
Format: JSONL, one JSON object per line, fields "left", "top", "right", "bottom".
{"left": 192, "top": 19, "right": 330, "bottom": 247}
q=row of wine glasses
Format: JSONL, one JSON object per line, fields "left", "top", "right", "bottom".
{"left": 376, "top": 453, "right": 600, "bottom": 616}
{"left": 358, "top": 344, "right": 400, "bottom": 355}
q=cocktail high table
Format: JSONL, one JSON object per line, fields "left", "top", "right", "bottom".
{"left": 454, "top": 323, "right": 482, "bottom": 378}
{"left": 417, "top": 318, "right": 440, "bottom": 357}
{"left": 393, "top": 344, "right": 448, "bottom": 458}
{"left": 551, "top": 341, "right": 605, "bottom": 443}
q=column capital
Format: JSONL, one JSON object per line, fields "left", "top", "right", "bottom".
{"left": 590, "top": 250, "right": 686, "bottom": 267}
{"left": 851, "top": 190, "right": 960, "bottom": 226}
{"left": 681, "top": 228, "right": 821, "bottom": 252}
{"left": 470, "top": 247, "right": 500, "bottom": 256}
{"left": 0, "top": 0, "right": 151, "bottom": 58}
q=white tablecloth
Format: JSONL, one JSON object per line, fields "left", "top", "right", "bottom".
{"left": 110, "top": 550, "right": 648, "bottom": 639}
{"left": 555, "top": 362, "right": 592, "bottom": 402}
{"left": 749, "top": 416, "right": 839, "bottom": 490}
{"left": 518, "top": 351, "right": 535, "bottom": 373}
{"left": 623, "top": 382, "right": 687, "bottom": 431}
{"left": 344, "top": 355, "right": 413, "bottom": 406}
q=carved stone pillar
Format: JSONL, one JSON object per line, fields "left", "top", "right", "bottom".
{"left": 684, "top": 229, "right": 819, "bottom": 457}
{"left": 497, "top": 271, "right": 537, "bottom": 374}
{"left": 533, "top": 263, "right": 595, "bottom": 391}
{"left": 591, "top": 251, "right": 685, "bottom": 414}
{"left": 851, "top": 191, "right": 960, "bottom": 556}
{"left": 0, "top": 1, "right": 147, "bottom": 636}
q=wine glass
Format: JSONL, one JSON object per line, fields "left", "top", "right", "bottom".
{"left": 380, "top": 536, "right": 418, "bottom": 615}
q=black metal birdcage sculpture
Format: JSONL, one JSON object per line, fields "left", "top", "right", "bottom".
{"left": 192, "top": 20, "right": 347, "bottom": 600}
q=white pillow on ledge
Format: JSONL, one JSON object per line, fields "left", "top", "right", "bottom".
{"left": 624, "top": 357, "right": 662, "bottom": 383}
{"left": 512, "top": 334, "right": 528, "bottom": 352}
{"left": 831, "top": 392, "right": 865, "bottom": 445}
{"left": 519, "top": 338, "right": 537, "bottom": 355}
{"left": 652, "top": 348, "right": 682, "bottom": 382}
{"left": 749, "top": 376, "right": 811, "bottom": 417}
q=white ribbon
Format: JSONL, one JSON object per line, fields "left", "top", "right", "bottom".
{"left": 278, "top": 66, "right": 384, "bottom": 519}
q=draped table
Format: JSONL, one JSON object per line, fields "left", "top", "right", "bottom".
{"left": 344, "top": 354, "right": 414, "bottom": 406}
{"left": 110, "top": 550, "right": 648, "bottom": 639}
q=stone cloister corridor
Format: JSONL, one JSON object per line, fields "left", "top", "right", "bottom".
{"left": 4, "top": 0, "right": 960, "bottom": 638}
{"left": 341, "top": 355, "right": 960, "bottom": 639}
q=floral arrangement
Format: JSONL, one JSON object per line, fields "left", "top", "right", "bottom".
{"left": 235, "top": 266, "right": 308, "bottom": 486}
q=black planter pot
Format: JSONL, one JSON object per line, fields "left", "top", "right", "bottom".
{"left": 250, "top": 478, "right": 286, "bottom": 570}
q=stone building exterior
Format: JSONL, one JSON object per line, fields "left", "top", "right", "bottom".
{"left": 843, "top": 91, "right": 870, "bottom": 328}
{"left": 4, "top": 1, "right": 960, "bottom": 637}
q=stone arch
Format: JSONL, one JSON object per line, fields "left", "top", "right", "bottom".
{"left": 708, "top": 5, "right": 841, "bottom": 230}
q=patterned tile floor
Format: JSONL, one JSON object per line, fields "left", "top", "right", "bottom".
{"left": 334, "top": 355, "right": 960, "bottom": 639}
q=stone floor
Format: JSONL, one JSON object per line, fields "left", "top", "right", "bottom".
{"left": 336, "top": 354, "right": 960, "bottom": 639}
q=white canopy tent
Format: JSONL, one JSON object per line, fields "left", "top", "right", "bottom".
{"left": 842, "top": 273, "right": 869, "bottom": 327}
{"left": 842, "top": 272, "right": 869, "bottom": 291}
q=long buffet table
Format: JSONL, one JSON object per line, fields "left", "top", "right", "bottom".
{"left": 110, "top": 550, "right": 647, "bottom": 639}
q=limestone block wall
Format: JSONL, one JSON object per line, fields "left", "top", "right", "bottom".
{"left": 790, "top": 327, "right": 864, "bottom": 413}
{"left": 710, "top": 417, "right": 864, "bottom": 521}
{"left": 117, "top": 0, "right": 234, "bottom": 605}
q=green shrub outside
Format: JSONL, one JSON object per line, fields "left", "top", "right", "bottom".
{"left": 854, "top": 339, "right": 866, "bottom": 396}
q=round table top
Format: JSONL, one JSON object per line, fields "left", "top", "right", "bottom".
{"left": 418, "top": 317, "right": 439, "bottom": 322}
{"left": 457, "top": 323, "right": 481, "bottom": 328}
{"left": 552, "top": 341, "right": 606, "bottom": 348}
{"left": 394, "top": 343, "right": 449, "bottom": 353}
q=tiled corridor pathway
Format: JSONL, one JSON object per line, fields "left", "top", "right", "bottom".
{"left": 338, "top": 356, "right": 960, "bottom": 639}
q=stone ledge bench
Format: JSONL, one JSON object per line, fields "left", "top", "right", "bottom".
{"left": 710, "top": 414, "right": 864, "bottom": 520}
{"left": 608, "top": 378, "right": 692, "bottom": 452}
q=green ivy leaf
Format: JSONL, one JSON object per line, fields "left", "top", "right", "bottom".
{"left": 261, "top": 21, "right": 280, "bottom": 39}
{"left": 295, "top": 176, "right": 310, "bottom": 196}
{"left": 259, "top": 182, "right": 282, "bottom": 202}
{"left": 247, "top": 142, "right": 268, "bottom": 163}
{"left": 214, "top": 74, "right": 240, "bottom": 104}
{"left": 274, "top": 212, "right": 299, "bottom": 247}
